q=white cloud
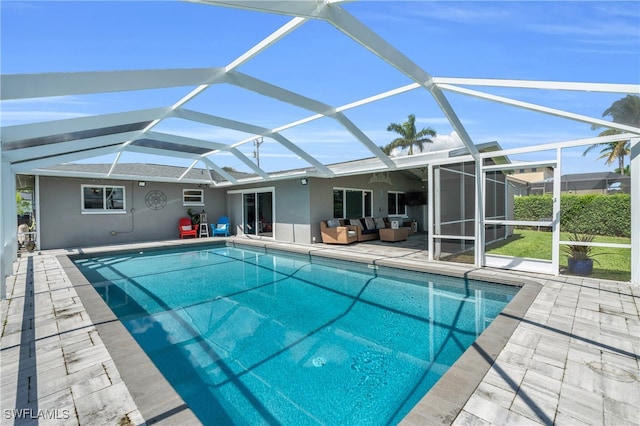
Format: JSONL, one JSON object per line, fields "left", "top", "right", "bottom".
{"left": 389, "top": 131, "right": 464, "bottom": 157}
{"left": 0, "top": 110, "right": 90, "bottom": 126}
{"left": 1, "top": 96, "right": 97, "bottom": 126}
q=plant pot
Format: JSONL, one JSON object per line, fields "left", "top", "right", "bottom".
{"left": 568, "top": 258, "right": 593, "bottom": 276}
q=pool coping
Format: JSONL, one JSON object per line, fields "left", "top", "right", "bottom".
{"left": 59, "top": 238, "right": 542, "bottom": 425}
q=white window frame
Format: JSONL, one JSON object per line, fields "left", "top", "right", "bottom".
{"left": 81, "top": 184, "right": 126, "bottom": 214}
{"left": 388, "top": 191, "right": 407, "bottom": 217}
{"left": 183, "top": 189, "right": 204, "bottom": 206}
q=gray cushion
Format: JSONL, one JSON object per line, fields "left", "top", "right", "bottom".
{"left": 374, "top": 217, "right": 386, "bottom": 229}
{"left": 327, "top": 218, "right": 341, "bottom": 228}
{"left": 349, "top": 219, "right": 363, "bottom": 230}
{"left": 364, "top": 217, "right": 375, "bottom": 230}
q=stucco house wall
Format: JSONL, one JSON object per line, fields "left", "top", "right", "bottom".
{"left": 38, "top": 176, "right": 226, "bottom": 249}
{"left": 225, "top": 172, "right": 424, "bottom": 244}
{"left": 308, "top": 172, "right": 424, "bottom": 243}
{"left": 35, "top": 169, "right": 494, "bottom": 249}
{"left": 226, "top": 179, "right": 311, "bottom": 243}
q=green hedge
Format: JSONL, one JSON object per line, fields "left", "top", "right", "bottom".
{"left": 513, "top": 194, "right": 631, "bottom": 237}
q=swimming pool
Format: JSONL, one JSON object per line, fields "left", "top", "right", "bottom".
{"left": 72, "top": 244, "right": 519, "bottom": 425}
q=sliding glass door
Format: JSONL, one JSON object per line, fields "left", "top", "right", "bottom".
{"left": 243, "top": 190, "right": 274, "bottom": 237}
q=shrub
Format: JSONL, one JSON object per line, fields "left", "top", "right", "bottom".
{"left": 514, "top": 194, "right": 630, "bottom": 237}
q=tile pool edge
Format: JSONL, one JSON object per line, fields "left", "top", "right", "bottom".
{"left": 57, "top": 254, "right": 202, "bottom": 425}
{"left": 229, "top": 239, "right": 543, "bottom": 425}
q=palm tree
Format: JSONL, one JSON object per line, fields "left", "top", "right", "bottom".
{"left": 615, "top": 165, "right": 631, "bottom": 176}
{"left": 583, "top": 129, "right": 630, "bottom": 175}
{"left": 603, "top": 94, "right": 640, "bottom": 127}
{"left": 385, "top": 114, "right": 436, "bottom": 155}
{"left": 379, "top": 145, "right": 394, "bottom": 156}
{"left": 584, "top": 95, "right": 640, "bottom": 175}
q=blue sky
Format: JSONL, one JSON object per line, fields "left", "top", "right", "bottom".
{"left": 1, "top": 1, "right": 639, "bottom": 175}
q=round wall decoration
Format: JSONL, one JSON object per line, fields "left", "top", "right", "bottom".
{"left": 145, "top": 190, "right": 167, "bottom": 210}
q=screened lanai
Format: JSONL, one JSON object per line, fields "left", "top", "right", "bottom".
{"left": 1, "top": 0, "right": 639, "bottom": 297}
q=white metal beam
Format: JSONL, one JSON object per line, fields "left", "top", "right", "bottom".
{"left": 228, "top": 147, "right": 270, "bottom": 179}
{"left": 3, "top": 132, "right": 139, "bottom": 163}
{"left": 173, "top": 109, "right": 334, "bottom": 174}
{"left": 0, "top": 154, "right": 14, "bottom": 299}
{"left": 1, "top": 69, "right": 225, "bottom": 100}
{"left": 439, "top": 84, "right": 640, "bottom": 135}
{"left": 268, "top": 134, "right": 335, "bottom": 176}
{"left": 10, "top": 146, "right": 125, "bottom": 173}
{"left": 478, "top": 133, "right": 640, "bottom": 159}
{"left": 322, "top": 5, "right": 480, "bottom": 158}
{"left": 201, "top": 158, "right": 238, "bottom": 184}
{"left": 333, "top": 113, "right": 396, "bottom": 169}
{"left": 432, "top": 78, "right": 639, "bottom": 94}
{"left": 0, "top": 108, "right": 168, "bottom": 143}
{"left": 186, "top": 0, "right": 338, "bottom": 18}
{"left": 226, "top": 16, "right": 308, "bottom": 72}
{"left": 143, "top": 131, "right": 231, "bottom": 152}
{"left": 225, "top": 71, "right": 395, "bottom": 166}
{"left": 225, "top": 71, "right": 333, "bottom": 114}
{"left": 631, "top": 138, "right": 639, "bottom": 286}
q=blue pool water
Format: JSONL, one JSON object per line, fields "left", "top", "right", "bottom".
{"left": 73, "top": 244, "right": 518, "bottom": 425}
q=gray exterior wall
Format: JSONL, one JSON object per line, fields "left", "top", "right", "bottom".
{"left": 38, "top": 176, "right": 226, "bottom": 249}
{"left": 227, "top": 180, "right": 311, "bottom": 243}
{"left": 38, "top": 171, "right": 427, "bottom": 249}
{"left": 308, "top": 172, "right": 423, "bottom": 243}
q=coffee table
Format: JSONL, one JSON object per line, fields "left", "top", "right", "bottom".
{"left": 379, "top": 227, "right": 410, "bottom": 242}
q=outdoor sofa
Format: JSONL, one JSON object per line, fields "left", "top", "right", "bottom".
{"left": 320, "top": 219, "right": 358, "bottom": 244}
{"left": 320, "top": 217, "right": 409, "bottom": 244}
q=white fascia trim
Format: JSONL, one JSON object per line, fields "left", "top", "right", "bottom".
{"left": 31, "top": 169, "right": 213, "bottom": 185}
{"left": 227, "top": 185, "right": 276, "bottom": 195}
{"left": 483, "top": 160, "right": 557, "bottom": 172}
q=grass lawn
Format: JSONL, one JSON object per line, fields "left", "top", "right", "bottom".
{"left": 445, "top": 229, "right": 631, "bottom": 282}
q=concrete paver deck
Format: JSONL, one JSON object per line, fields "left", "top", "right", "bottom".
{"left": 1, "top": 237, "right": 638, "bottom": 425}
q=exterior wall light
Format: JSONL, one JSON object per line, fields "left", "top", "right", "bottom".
{"left": 300, "top": 178, "right": 308, "bottom": 185}
{"left": 138, "top": 181, "right": 146, "bottom": 187}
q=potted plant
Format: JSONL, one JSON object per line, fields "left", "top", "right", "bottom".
{"left": 186, "top": 208, "right": 200, "bottom": 226}
{"left": 562, "top": 233, "right": 597, "bottom": 275}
